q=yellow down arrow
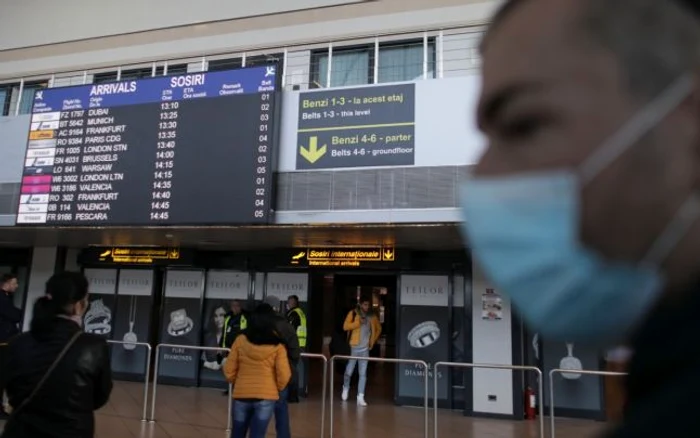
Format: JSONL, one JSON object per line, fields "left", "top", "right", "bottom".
{"left": 300, "top": 136, "right": 327, "bottom": 164}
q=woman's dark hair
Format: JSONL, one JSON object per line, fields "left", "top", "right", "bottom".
{"left": 244, "top": 303, "right": 282, "bottom": 346}
{"left": 1, "top": 272, "right": 17, "bottom": 284}
{"left": 31, "top": 271, "right": 89, "bottom": 334}
{"left": 207, "top": 300, "right": 226, "bottom": 334}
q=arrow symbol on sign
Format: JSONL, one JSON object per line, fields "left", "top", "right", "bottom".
{"left": 300, "top": 136, "right": 327, "bottom": 164}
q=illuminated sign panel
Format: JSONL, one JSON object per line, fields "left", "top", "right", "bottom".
{"left": 81, "top": 247, "right": 183, "bottom": 265}
{"left": 290, "top": 246, "right": 395, "bottom": 267}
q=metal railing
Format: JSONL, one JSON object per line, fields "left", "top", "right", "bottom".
{"left": 433, "top": 362, "right": 544, "bottom": 438}
{"left": 300, "top": 352, "right": 328, "bottom": 438}
{"left": 0, "top": 25, "right": 487, "bottom": 116}
{"left": 0, "top": 24, "right": 486, "bottom": 83}
{"left": 549, "top": 369, "right": 628, "bottom": 438}
{"left": 150, "top": 344, "right": 232, "bottom": 432}
{"left": 105, "top": 339, "right": 152, "bottom": 422}
{"left": 329, "top": 355, "right": 429, "bottom": 438}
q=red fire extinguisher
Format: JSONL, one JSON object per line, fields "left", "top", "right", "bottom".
{"left": 524, "top": 386, "right": 536, "bottom": 420}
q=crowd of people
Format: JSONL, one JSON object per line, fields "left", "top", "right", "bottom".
{"left": 0, "top": 271, "right": 320, "bottom": 438}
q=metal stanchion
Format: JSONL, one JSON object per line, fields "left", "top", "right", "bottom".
{"left": 150, "top": 344, "right": 231, "bottom": 433}
{"left": 301, "top": 352, "right": 328, "bottom": 438}
{"left": 329, "top": 355, "right": 429, "bottom": 438}
{"left": 433, "top": 362, "right": 544, "bottom": 438}
{"left": 549, "top": 369, "right": 627, "bottom": 438}
{"left": 106, "top": 340, "right": 152, "bottom": 422}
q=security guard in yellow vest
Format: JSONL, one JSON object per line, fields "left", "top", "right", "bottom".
{"left": 286, "top": 295, "right": 307, "bottom": 401}
{"left": 220, "top": 300, "right": 248, "bottom": 395}
{"left": 222, "top": 300, "right": 248, "bottom": 350}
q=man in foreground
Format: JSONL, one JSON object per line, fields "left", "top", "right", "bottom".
{"left": 461, "top": 0, "right": 700, "bottom": 435}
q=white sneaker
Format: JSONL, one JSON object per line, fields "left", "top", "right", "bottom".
{"left": 341, "top": 388, "right": 349, "bottom": 401}
{"left": 357, "top": 394, "right": 368, "bottom": 407}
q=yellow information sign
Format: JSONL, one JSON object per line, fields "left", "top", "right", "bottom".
{"left": 299, "top": 136, "right": 327, "bottom": 163}
{"left": 99, "top": 247, "right": 181, "bottom": 264}
{"left": 290, "top": 246, "right": 396, "bottom": 267}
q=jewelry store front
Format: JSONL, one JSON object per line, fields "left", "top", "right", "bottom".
{"left": 76, "top": 246, "right": 473, "bottom": 410}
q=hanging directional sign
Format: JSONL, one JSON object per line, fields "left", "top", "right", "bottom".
{"left": 288, "top": 246, "right": 397, "bottom": 268}
{"left": 296, "top": 83, "right": 416, "bottom": 170}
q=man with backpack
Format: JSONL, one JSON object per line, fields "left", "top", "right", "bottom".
{"left": 340, "top": 294, "right": 381, "bottom": 407}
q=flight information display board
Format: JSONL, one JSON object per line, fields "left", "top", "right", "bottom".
{"left": 16, "top": 65, "right": 280, "bottom": 226}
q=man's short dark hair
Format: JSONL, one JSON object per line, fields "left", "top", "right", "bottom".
{"left": 481, "top": 0, "right": 700, "bottom": 99}
{"left": 255, "top": 303, "right": 274, "bottom": 314}
{"left": 1, "top": 273, "right": 17, "bottom": 284}
{"left": 288, "top": 295, "right": 299, "bottom": 302}
{"left": 359, "top": 293, "right": 372, "bottom": 304}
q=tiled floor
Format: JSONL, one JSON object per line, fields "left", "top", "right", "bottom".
{"left": 1, "top": 379, "right": 608, "bottom": 437}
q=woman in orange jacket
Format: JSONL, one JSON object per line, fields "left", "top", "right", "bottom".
{"left": 223, "top": 305, "right": 291, "bottom": 438}
{"left": 341, "top": 294, "right": 381, "bottom": 406}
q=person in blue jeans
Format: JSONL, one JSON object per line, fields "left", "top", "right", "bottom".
{"left": 233, "top": 399, "right": 276, "bottom": 438}
{"left": 274, "top": 386, "right": 291, "bottom": 438}
{"left": 223, "top": 304, "right": 291, "bottom": 438}
{"left": 341, "top": 294, "right": 381, "bottom": 406}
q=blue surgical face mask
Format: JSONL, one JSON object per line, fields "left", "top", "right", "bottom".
{"left": 460, "top": 75, "right": 700, "bottom": 343}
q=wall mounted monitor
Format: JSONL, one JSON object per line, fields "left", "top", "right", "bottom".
{"left": 16, "top": 65, "right": 280, "bottom": 226}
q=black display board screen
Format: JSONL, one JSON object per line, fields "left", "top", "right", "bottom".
{"left": 16, "top": 65, "right": 280, "bottom": 226}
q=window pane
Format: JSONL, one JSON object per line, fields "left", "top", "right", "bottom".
{"left": 0, "top": 89, "right": 8, "bottom": 116}
{"left": 317, "top": 50, "right": 369, "bottom": 88}
{"left": 19, "top": 85, "right": 43, "bottom": 115}
{"left": 94, "top": 65, "right": 188, "bottom": 84}
{"left": 378, "top": 43, "right": 434, "bottom": 83}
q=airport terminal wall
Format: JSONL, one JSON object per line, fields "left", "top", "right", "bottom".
{"left": 0, "top": 75, "right": 484, "bottom": 226}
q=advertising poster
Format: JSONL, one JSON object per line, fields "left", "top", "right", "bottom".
{"left": 397, "top": 275, "right": 450, "bottom": 407}
{"left": 481, "top": 288, "right": 503, "bottom": 320}
{"left": 111, "top": 270, "right": 154, "bottom": 378}
{"left": 158, "top": 270, "right": 204, "bottom": 385}
{"left": 200, "top": 270, "right": 250, "bottom": 387}
{"left": 83, "top": 269, "right": 117, "bottom": 339}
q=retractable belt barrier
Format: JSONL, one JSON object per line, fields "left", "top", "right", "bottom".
{"left": 549, "top": 369, "right": 627, "bottom": 438}
{"left": 329, "top": 355, "right": 430, "bottom": 438}
{"left": 106, "top": 340, "right": 152, "bottom": 422}
{"left": 300, "top": 352, "right": 328, "bottom": 438}
{"left": 433, "top": 362, "right": 545, "bottom": 438}
{"left": 150, "top": 344, "right": 232, "bottom": 433}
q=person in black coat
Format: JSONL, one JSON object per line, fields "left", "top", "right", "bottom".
{"left": 1, "top": 272, "right": 113, "bottom": 438}
{"left": 261, "top": 296, "right": 299, "bottom": 438}
{"left": 0, "top": 273, "right": 21, "bottom": 418}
